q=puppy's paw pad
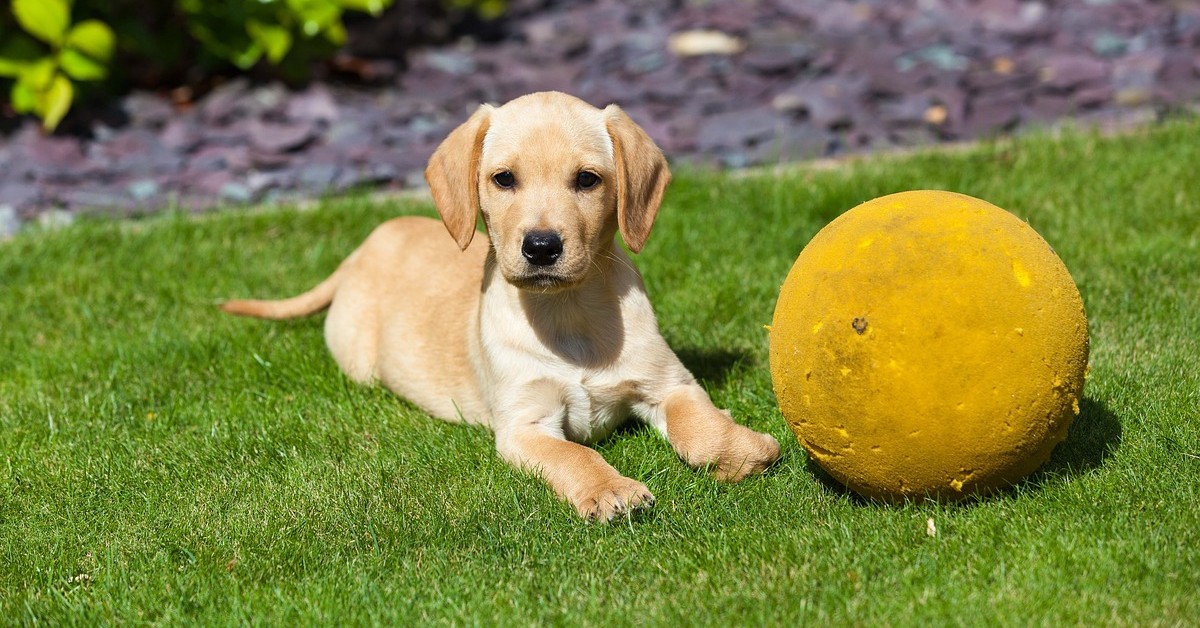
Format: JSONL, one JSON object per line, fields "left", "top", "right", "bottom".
{"left": 574, "top": 477, "right": 655, "bottom": 522}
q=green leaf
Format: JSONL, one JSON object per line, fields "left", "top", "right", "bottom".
{"left": 476, "top": 0, "right": 506, "bottom": 20}
{"left": 339, "top": 0, "right": 393, "bottom": 16}
{"left": 0, "top": 33, "right": 46, "bottom": 77}
{"left": 21, "top": 58, "right": 58, "bottom": 91}
{"left": 12, "top": 0, "right": 71, "bottom": 46}
{"left": 0, "top": 57, "right": 31, "bottom": 79}
{"left": 247, "top": 20, "right": 293, "bottom": 65}
{"left": 38, "top": 72, "right": 74, "bottom": 130}
{"left": 287, "top": 0, "right": 341, "bottom": 36}
{"left": 322, "top": 21, "right": 346, "bottom": 46}
{"left": 231, "top": 43, "right": 265, "bottom": 70}
{"left": 59, "top": 48, "right": 107, "bottom": 80}
{"left": 10, "top": 80, "right": 37, "bottom": 113}
{"left": 65, "top": 20, "right": 117, "bottom": 62}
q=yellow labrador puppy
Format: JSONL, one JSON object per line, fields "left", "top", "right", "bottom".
{"left": 223, "top": 91, "right": 780, "bottom": 521}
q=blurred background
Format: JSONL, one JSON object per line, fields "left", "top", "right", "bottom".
{"left": 2, "top": 0, "right": 1198, "bottom": 235}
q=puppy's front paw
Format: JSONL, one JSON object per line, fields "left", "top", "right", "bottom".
{"left": 711, "top": 424, "right": 781, "bottom": 483}
{"left": 571, "top": 477, "right": 655, "bottom": 522}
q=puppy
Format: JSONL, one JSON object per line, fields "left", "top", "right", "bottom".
{"left": 223, "top": 91, "right": 780, "bottom": 521}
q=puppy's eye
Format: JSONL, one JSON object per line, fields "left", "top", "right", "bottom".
{"left": 576, "top": 171, "right": 600, "bottom": 190}
{"left": 493, "top": 171, "right": 515, "bottom": 189}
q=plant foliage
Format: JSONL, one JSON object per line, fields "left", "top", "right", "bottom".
{"left": 0, "top": 0, "right": 398, "bottom": 130}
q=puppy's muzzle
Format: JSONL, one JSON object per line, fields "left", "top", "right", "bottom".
{"left": 522, "top": 231, "right": 563, "bottom": 267}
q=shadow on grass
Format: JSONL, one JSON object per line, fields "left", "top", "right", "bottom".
{"left": 801, "top": 395, "right": 1123, "bottom": 505}
{"left": 1033, "top": 396, "right": 1123, "bottom": 479}
{"left": 674, "top": 347, "right": 752, "bottom": 388}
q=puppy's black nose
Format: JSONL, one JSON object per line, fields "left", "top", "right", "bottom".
{"left": 522, "top": 231, "right": 563, "bottom": 266}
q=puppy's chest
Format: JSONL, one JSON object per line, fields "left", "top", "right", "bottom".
{"left": 559, "top": 368, "right": 642, "bottom": 444}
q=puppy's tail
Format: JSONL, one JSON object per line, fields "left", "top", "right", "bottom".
{"left": 221, "top": 270, "right": 341, "bottom": 320}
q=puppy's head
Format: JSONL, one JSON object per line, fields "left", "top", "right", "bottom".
{"left": 424, "top": 91, "right": 670, "bottom": 292}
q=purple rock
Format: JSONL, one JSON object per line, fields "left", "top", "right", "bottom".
{"left": 772, "top": 76, "right": 867, "bottom": 130}
{"left": 188, "top": 145, "right": 252, "bottom": 172}
{"left": 58, "top": 186, "right": 135, "bottom": 212}
{"left": 523, "top": 17, "right": 589, "bottom": 58}
{"left": 91, "top": 129, "right": 185, "bottom": 175}
{"left": 190, "top": 170, "right": 234, "bottom": 196}
{"left": 1073, "top": 85, "right": 1114, "bottom": 108}
{"left": 122, "top": 92, "right": 175, "bottom": 129}
{"left": 696, "top": 107, "right": 785, "bottom": 152}
{"left": 1028, "top": 93, "right": 1077, "bottom": 121}
{"left": 419, "top": 50, "right": 477, "bottom": 76}
{"left": 1039, "top": 54, "right": 1110, "bottom": 90}
{"left": 26, "top": 133, "right": 85, "bottom": 168}
{"left": 200, "top": 78, "right": 251, "bottom": 123}
{"left": 294, "top": 164, "right": 341, "bottom": 190}
{"left": 979, "top": 0, "right": 1051, "bottom": 39}
{"left": 285, "top": 85, "right": 340, "bottom": 124}
{"left": 1159, "top": 50, "right": 1200, "bottom": 83}
{"left": 159, "top": 118, "right": 202, "bottom": 151}
{"left": 746, "top": 123, "right": 830, "bottom": 163}
{"left": 1113, "top": 51, "right": 1165, "bottom": 91}
{"left": 878, "top": 93, "right": 933, "bottom": 126}
{"left": 965, "top": 91, "right": 1024, "bottom": 134}
{"left": 0, "top": 181, "right": 40, "bottom": 209}
{"left": 249, "top": 149, "right": 293, "bottom": 170}
{"left": 248, "top": 120, "right": 318, "bottom": 154}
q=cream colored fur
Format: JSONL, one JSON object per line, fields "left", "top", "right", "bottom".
{"left": 223, "top": 92, "right": 780, "bottom": 521}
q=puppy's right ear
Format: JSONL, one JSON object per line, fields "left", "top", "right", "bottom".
{"left": 425, "top": 104, "right": 493, "bottom": 250}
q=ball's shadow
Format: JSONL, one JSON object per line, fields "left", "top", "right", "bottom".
{"left": 1033, "top": 396, "right": 1123, "bottom": 478}
{"left": 803, "top": 396, "right": 1123, "bottom": 505}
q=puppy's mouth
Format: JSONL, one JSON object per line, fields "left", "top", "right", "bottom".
{"left": 509, "top": 272, "right": 576, "bottom": 292}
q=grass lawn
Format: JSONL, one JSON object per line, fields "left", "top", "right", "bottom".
{"left": 2, "top": 119, "right": 1198, "bottom": 625}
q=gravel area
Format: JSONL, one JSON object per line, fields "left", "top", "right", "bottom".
{"left": 2, "top": 0, "right": 1199, "bottom": 236}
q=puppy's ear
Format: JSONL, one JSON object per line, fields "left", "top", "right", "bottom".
{"left": 604, "top": 105, "right": 671, "bottom": 253}
{"left": 425, "top": 104, "right": 493, "bottom": 250}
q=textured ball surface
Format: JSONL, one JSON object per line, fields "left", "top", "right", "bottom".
{"left": 769, "top": 190, "right": 1089, "bottom": 501}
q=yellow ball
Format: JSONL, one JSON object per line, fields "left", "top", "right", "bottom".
{"left": 769, "top": 190, "right": 1089, "bottom": 502}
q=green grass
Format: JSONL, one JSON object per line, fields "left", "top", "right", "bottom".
{"left": 2, "top": 119, "right": 1199, "bottom": 625}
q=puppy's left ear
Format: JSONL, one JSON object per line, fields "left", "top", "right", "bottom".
{"left": 604, "top": 105, "right": 671, "bottom": 253}
{"left": 425, "top": 104, "right": 494, "bottom": 250}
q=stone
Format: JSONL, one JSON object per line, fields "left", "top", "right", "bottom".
{"left": 285, "top": 85, "right": 340, "bottom": 124}
{"left": 220, "top": 182, "right": 254, "bottom": 203}
{"left": 92, "top": 129, "right": 185, "bottom": 175}
{"left": 1073, "top": 85, "right": 1114, "bottom": 108}
{"left": 667, "top": 30, "right": 745, "bottom": 57}
{"left": 248, "top": 120, "right": 319, "bottom": 154}
{"left": 1039, "top": 54, "right": 1110, "bottom": 90}
{"left": 772, "top": 77, "right": 867, "bottom": 130}
{"left": 127, "top": 179, "right": 160, "bottom": 202}
{"left": 159, "top": 118, "right": 202, "bottom": 151}
{"left": 420, "top": 50, "right": 477, "bottom": 76}
{"left": 200, "top": 78, "right": 251, "bottom": 123}
{"left": 0, "top": 181, "right": 40, "bottom": 210}
{"left": 122, "top": 92, "right": 175, "bottom": 128}
{"left": 189, "top": 145, "right": 252, "bottom": 172}
{"left": 746, "top": 123, "right": 830, "bottom": 163}
{"left": 966, "top": 91, "right": 1025, "bottom": 134}
{"left": 696, "top": 107, "right": 785, "bottom": 152}
{"left": 0, "top": 204, "right": 20, "bottom": 239}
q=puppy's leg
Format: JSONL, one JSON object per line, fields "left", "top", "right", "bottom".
{"left": 657, "top": 385, "right": 781, "bottom": 482}
{"left": 494, "top": 382, "right": 654, "bottom": 521}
